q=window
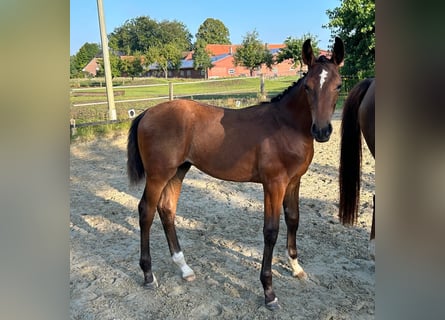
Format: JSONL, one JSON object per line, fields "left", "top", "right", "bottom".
{"left": 228, "top": 69, "right": 235, "bottom": 75}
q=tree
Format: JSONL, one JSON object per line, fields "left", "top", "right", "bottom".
{"left": 233, "top": 30, "right": 273, "bottom": 76}
{"left": 71, "top": 42, "right": 100, "bottom": 77}
{"left": 158, "top": 19, "right": 193, "bottom": 52}
{"left": 193, "top": 18, "right": 230, "bottom": 79}
{"left": 192, "top": 38, "right": 213, "bottom": 79}
{"left": 70, "top": 55, "right": 79, "bottom": 78}
{"left": 130, "top": 54, "right": 144, "bottom": 78}
{"left": 195, "top": 18, "right": 231, "bottom": 44}
{"left": 108, "top": 16, "right": 192, "bottom": 55}
{"left": 325, "top": 0, "right": 375, "bottom": 79}
{"left": 118, "top": 53, "right": 143, "bottom": 79}
{"left": 108, "top": 16, "right": 158, "bottom": 54}
{"left": 145, "top": 43, "right": 182, "bottom": 79}
{"left": 276, "top": 33, "right": 320, "bottom": 70}
{"left": 96, "top": 53, "right": 120, "bottom": 78}
{"left": 108, "top": 16, "right": 192, "bottom": 79}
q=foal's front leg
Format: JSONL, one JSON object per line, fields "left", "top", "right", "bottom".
{"left": 260, "top": 182, "right": 286, "bottom": 310}
{"left": 283, "top": 178, "right": 307, "bottom": 279}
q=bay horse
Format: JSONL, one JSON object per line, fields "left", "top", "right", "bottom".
{"left": 127, "top": 37, "right": 345, "bottom": 310}
{"left": 338, "top": 78, "right": 375, "bottom": 258}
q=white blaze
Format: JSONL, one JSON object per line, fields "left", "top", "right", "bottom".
{"left": 319, "top": 69, "right": 328, "bottom": 89}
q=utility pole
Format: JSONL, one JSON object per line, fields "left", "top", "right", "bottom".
{"left": 96, "top": 0, "right": 116, "bottom": 120}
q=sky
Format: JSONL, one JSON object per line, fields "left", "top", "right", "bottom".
{"left": 70, "top": 0, "right": 341, "bottom": 55}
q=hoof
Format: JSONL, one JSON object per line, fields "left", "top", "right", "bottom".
{"left": 294, "top": 270, "right": 308, "bottom": 280}
{"left": 265, "top": 297, "right": 281, "bottom": 311}
{"left": 143, "top": 275, "right": 158, "bottom": 289}
{"left": 183, "top": 272, "right": 196, "bottom": 282}
{"left": 181, "top": 265, "right": 196, "bottom": 282}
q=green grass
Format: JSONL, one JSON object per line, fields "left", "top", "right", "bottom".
{"left": 70, "top": 120, "right": 132, "bottom": 142}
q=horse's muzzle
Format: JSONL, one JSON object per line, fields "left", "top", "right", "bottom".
{"left": 311, "top": 123, "right": 333, "bottom": 142}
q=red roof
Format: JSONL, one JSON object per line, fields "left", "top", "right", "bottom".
{"left": 205, "top": 43, "right": 286, "bottom": 56}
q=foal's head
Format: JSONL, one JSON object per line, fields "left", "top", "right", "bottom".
{"left": 302, "top": 37, "right": 344, "bottom": 142}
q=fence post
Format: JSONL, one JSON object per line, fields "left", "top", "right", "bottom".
{"left": 70, "top": 119, "right": 76, "bottom": 136}
{"left": 260, "top": 73, "right": 266, "bottom": 101}
{"left": 169, "top": 82, "right": 173, "bottom": 101}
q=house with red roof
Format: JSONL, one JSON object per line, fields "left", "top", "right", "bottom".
{"left": 82, "top": 57, "right": 101, "bottom": 77}
{"left": 145, "top": 43, "right": 305, "bottom": 79}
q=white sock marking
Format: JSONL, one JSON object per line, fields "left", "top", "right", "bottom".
{"left": 172, "top": 251, "right": 195, "bottom": 279}
{"left": 287, "top": 252, "right": 305, "bottom": 277}
{"left": 319, "top": 69, "right": 328, "bottom": 89}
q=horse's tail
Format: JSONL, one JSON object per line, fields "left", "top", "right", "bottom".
{"left": 127, "top": 110, "right": 147, "bottom": 186}
{"left": 338, "top": 79, "right": 373, "bottom": 225}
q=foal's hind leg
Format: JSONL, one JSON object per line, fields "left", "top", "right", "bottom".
{"left": 283, "top": 178, "right": 307, "bottom": 279}
{"left": 157, "top": 163, "right": 195, "bottom": 281}
{"left": 139, "top": 179, "right": 167, "bottom": 289}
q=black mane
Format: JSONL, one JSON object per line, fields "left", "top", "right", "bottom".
{"left": 269, "top": 78, "right": 303, "bottom": 103}
{"left": 316, "top": 55, "right": 331, "bottom": 64}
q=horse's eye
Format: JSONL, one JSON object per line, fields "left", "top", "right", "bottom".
{"left": 304, "top": 84, "right": 311, "bottom": 92}
{"left": 336, "top": 84, "right": 342, "bottom": 91}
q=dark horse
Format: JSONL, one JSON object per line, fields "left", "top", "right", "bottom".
{"left": 127, "top": 38, "right": 345, "bottom": 310}
{"left": 338, "top": 78, "right": 375, "bottom": 258}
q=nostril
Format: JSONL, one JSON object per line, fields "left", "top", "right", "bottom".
{"left": 322, "top": 125, "right": 332, "bottom": 138}
{"left": 311, "top": 123, "right": 317, "bottom": 135}
{"left": 327, "top": 123, "right": 333, "bottom": 136}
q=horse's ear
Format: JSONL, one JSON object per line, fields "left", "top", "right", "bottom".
{"left": 302, "top": 39, "right": 315, "bottom": 68}
{"left": 331, "top": 37, "right": 345, "bottom": 66}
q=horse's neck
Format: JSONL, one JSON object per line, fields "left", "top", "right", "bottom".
{"left": 275, "top": 85, "right": 312, "bottom": 132}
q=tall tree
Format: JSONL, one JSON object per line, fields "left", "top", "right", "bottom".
{"left": 96, "top": 53, "right": 120, "bottom": 78}
{"left": 108, "top": 16, "right": 158, "bottom": 54}
{"left": 108, "top": 16, "right": 192, "bottom": 79}
{"left": 233, "top": 30, "right": 273, "bottom": 76}
{"left": 118, "top": 53, "right": 143, "bottom": 79}
{"left": 145, "top": 43, "right": 182, "bottom": 79}
{"left": 72, "top": 42, "right": 100, "bottom": 73}
{"left": 108, "top": 16, "right": 192, "bottom": 55}
{"left": 195, "top": 18, "right": 231, "bottom": 44}
{"left": 276, "top": 33, "right": 320, "bottom": 70}
{"left": 158, "top": 19, "right": 193, "bottom": 52}
{"left": 325, "top": 0, "right": 375, "bottom": 79}
{"left": 70, "top": 55, "right": 79, "bottom": 78}
{"left": 192, "top": 38, "right": 213, "bottom": 79}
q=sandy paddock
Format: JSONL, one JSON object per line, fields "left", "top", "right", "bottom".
{"left": 70, "top": 111, "right": 375, "bottom": 319}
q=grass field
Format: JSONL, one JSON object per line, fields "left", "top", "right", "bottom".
{"left": 70, "top": 76, "right": 347, "bottom": 141}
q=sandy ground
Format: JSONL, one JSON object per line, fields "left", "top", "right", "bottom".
{"left": 70, "top": 112, "right": 375, "bottom": 319}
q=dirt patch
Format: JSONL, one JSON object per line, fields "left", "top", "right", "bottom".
{"left": 70, "top": 114, "right": 375, "bottom": 319}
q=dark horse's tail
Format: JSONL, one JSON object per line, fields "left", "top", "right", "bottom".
{"left": 127, "top": 110, "right": 147, "bottom": 186}
{"left": 338, "top": 79, "right": 373, "bottom": 225}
